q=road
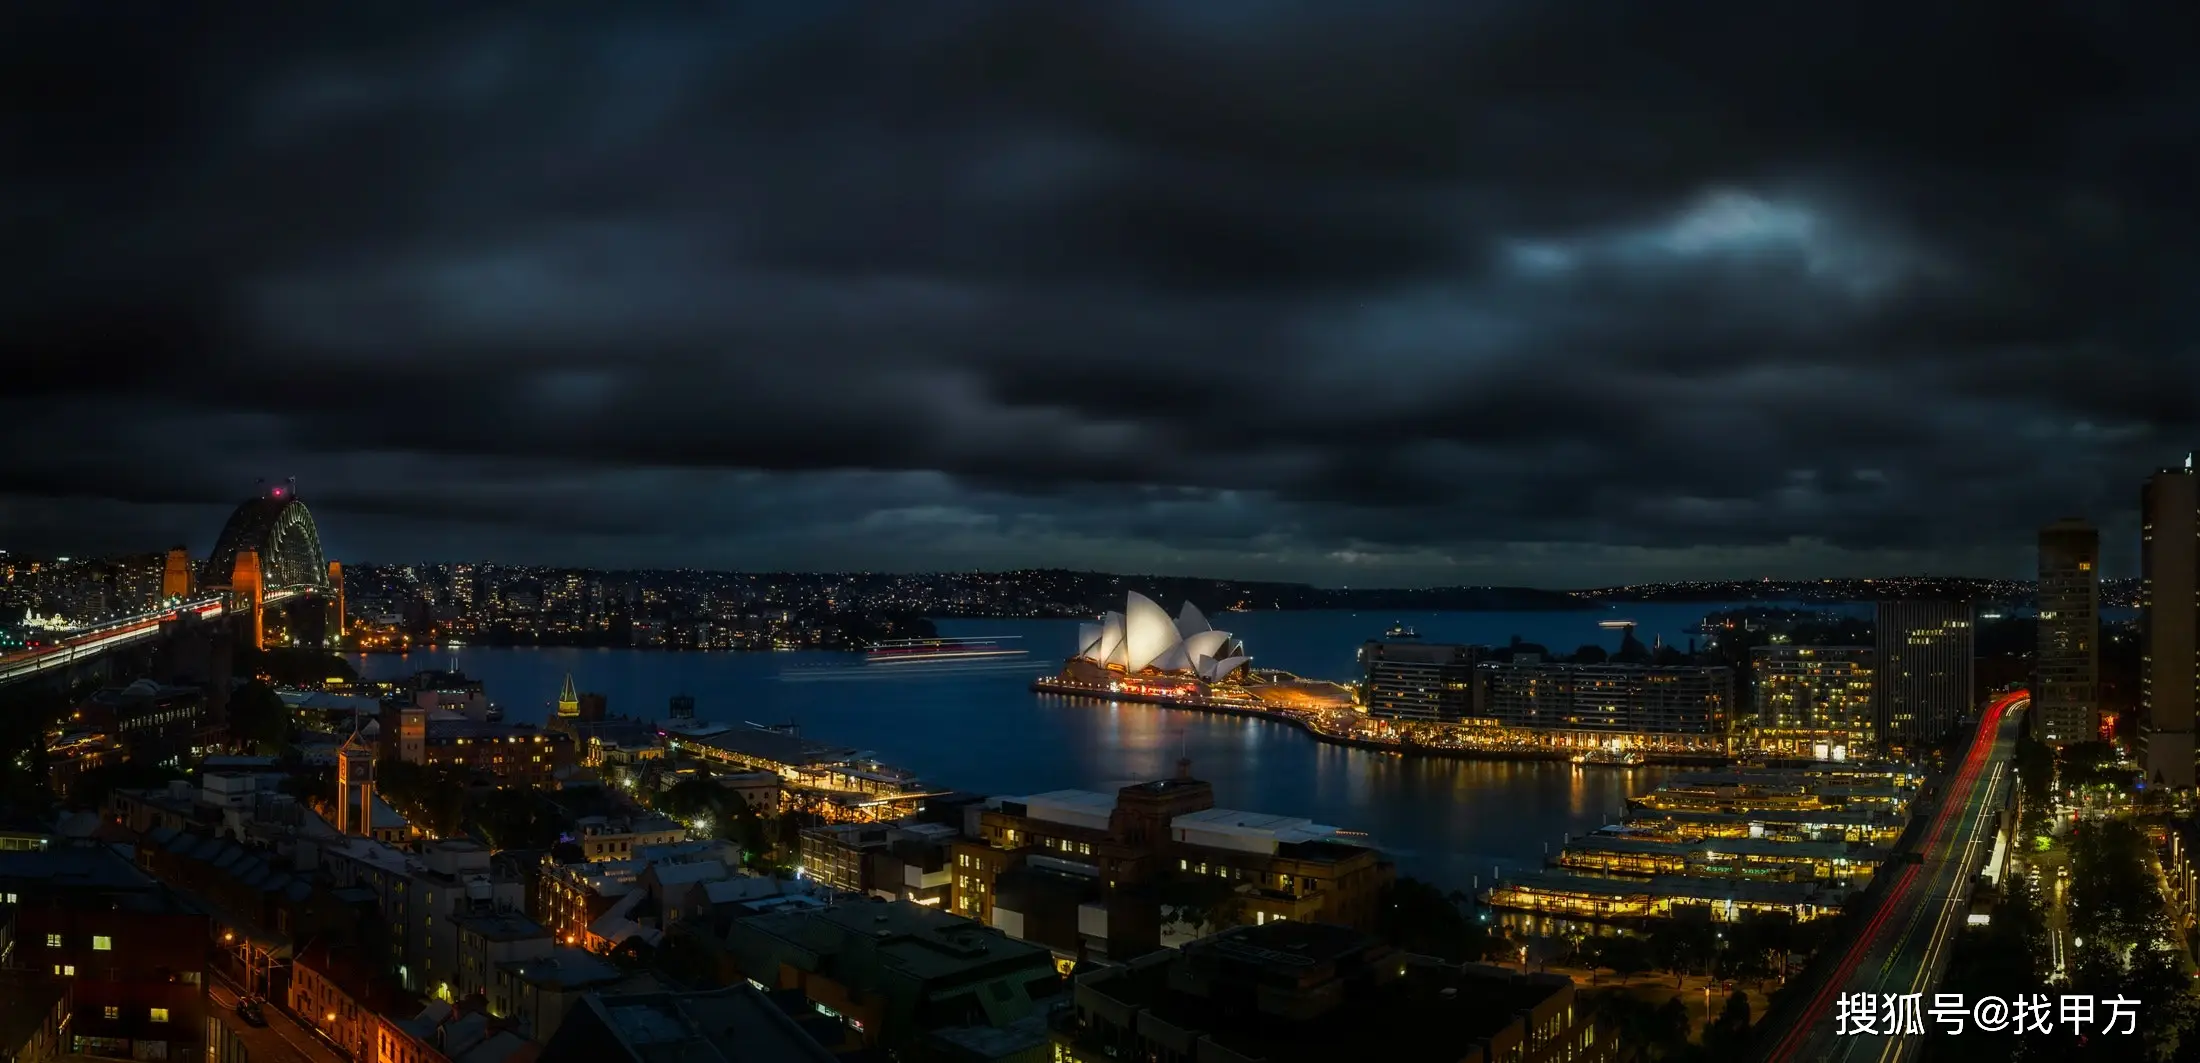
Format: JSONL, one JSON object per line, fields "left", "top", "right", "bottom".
{"left": 0, "top": 597, "right": 225, "bottom": 685}
{"left": 1764, "top": 690, "right": 2028, "bottom": 1063}
{"left": 210, "top": 971, "right": 345, "bottom": 1063}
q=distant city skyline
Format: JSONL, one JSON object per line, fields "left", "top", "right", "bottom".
{"left": 3, "top": 6, "right": 2194, "bottom": 588}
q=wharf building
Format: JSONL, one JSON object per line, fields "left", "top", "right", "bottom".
{"left": 667, "top": 724, "right": 942, "bottom": 822}
{"left": 2142, "top": 456, "right": 2199, "bottom": 789}
{"left": 1473, "top": 660, "right": 1736, "bottom": 752}
{"left": 1553, "top": 833, "right": 1884, "bottom": 886}
{"left": 1750, "top": 646, "right": 1874, "bottom": 758}
{"left": 1054, "top": 921, "right": 1611, "bottom": 1063}
{"left": 1359, "top": 640, "right": 1481, "bottom": 722}
{"left": 1487, "top": 766, "right": 1906, "bottom": 931}
{"left": 1873, "top": 600, "right": 1975, "bottom": 755}
{"left": 2037, "top": 519, "right": 2104, "bottom": 747}
{"left": 950, "top": 760, "right": 1393, "bottom": 963}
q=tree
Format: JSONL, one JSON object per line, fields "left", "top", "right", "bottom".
{"left": 65, "top": 760, "right": 184, "bottom": 809}
{"left": 1704, "top": 990, "right": 1752, "bottom": 1058}
{"left": 1375, "top": 878, "right": 1495, "bottom": 962}
{"left": 227, "top": 680, "right": 291, "bottom": 752}
{"left": 1593, "top": 935, "right": 1653, "bottom": 984}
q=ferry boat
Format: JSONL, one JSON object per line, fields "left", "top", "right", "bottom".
{"left": 866, "top": 636, "right": 1027, "bottom": 665}
{"left": 1384, "top": 623, "right": 1419, "bottom": 639}
{"left": 1570, "top": 749, "right": 1646, "bottom": 767}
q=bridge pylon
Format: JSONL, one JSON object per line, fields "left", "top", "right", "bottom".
{"left": 231, "top": 549, "right": 264, "bottom": 650}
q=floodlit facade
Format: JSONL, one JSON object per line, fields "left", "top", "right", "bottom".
{"left": 1072, "top": 594, "right": 1248, "bottom": 682}
{"left": 2142, "top": 458, "right": 2199, "bottom": 789}
{"left": 2037, "top": 519, "right": 2102, "bottom": 747}
{"left": 1751, "top": 646, "right": 1874, "bottom": 758}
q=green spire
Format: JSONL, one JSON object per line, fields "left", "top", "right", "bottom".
{"left": 557, "top": 673, "right": 580, "bottom": 717}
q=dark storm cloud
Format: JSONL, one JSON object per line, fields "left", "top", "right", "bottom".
{"left": 3, "top": 0, "right": 2196, "bottom": 584}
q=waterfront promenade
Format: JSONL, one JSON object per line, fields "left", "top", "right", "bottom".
{"left": 1031, "top": 674, "right": 1732, "bottom": 767}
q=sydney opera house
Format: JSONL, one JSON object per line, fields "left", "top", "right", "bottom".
{"left": 1060, "top": 593, "right": 1249, "bottom": 687}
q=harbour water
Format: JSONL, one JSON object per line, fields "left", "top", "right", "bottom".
{"left": 352, "top": 602, "right": 1859, "bottom": 889}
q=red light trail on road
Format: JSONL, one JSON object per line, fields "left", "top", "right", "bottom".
{"left": 1767, "top": 688, "right": 2027, "bottom": 1062}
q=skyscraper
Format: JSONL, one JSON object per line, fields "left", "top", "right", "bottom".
{"left": 1874, "top": 600, "right": 1974, "bottom": 754}
{"left": 2141, "top": 456, "right": 2198, "bottom": 789}
{"left": 2036, "top": 519, "right": 2101, "bottom": 747}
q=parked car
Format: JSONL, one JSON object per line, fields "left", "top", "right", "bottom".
{"left": 235, "top": 1000, "right": 268, "bottom": 1028}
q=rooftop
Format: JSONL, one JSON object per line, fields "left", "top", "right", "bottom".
{"left": 457, "top": 911, "right": 550, "bottom": 942}
{"left": 1569, "top": 834, "right": 1877, "bottom": 862}
{"left": 547, "top": 987, "right": 838, "bottom": 1063}
{"left": 1078, "top": 927, "right": 1572, "bottom": 1063}
{"left": 499, "top": 947, "right": 624, "bottom": 990}
{"left": 0, "top": 842, "right": 158, "bottom": 892}
{"left": 1496, "top": 868, "right": 1834, "bottom": 905}
{"left": 679, "top": 727, "right": 852, "bottom": 769}
{"left": 736, "top": 900, "right": 1055, "bottom": 984}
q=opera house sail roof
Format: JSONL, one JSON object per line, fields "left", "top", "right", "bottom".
{"left": 1074, "top": 592, "right": 1250, "bottom": 682}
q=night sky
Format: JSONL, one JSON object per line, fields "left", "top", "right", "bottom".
{"left": 4, "top": 3, "right": 2195, "bottom": 587}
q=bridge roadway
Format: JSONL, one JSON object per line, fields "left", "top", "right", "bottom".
{"left": 1762, "top": 691, "right": 2028, "bottom": 1063}
{"left": 0, "top": 587, "right": 308, "bottom": 687}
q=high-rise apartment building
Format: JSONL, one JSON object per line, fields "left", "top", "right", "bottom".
{"left": 1751, "top": 646, "right": 1874, "bottom": 758}
{"left": 2142, "top": 456, "right": 2199, "bottom": 788}
{"left": 2037, "top": 519, "right": 2102, "bottom": 747}
{"left": 1358, "top": 641, "right": 1480, "bottom": 722}
{"left": 1873, "top": 601, "right": 1973, "bottom": 754}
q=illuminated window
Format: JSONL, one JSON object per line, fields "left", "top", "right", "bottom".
{"left": 54, "top": 965, "right": 74, "bottom": 976}
{"left": 92, "top": 935, "right": 112, "bottom": 951}
{"left": 45, "top": 933, "right": 60, "bottom": 948}
{"left": 150, "top": 1008, "right": 170, "bottom": 1023}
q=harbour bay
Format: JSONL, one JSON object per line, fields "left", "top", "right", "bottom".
{"left": 353, "top": 602, "right": 1862, "bottom": 889}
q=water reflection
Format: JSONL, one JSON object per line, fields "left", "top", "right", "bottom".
{"left": 358, "top": 616, "right": 1689, "bottom": 890}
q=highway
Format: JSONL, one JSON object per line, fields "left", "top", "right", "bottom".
{"left": 0, "top": 597, "right": 228, "bottom": 686}
{"left": 0, "top": 587, "right": 308, "bottom": 687}
{"left": 1763, "top": 690, "right": 2028, "bottom": 1063}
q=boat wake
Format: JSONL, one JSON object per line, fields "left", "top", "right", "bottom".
{"left": 777, "top": 659, "right": 1041, "bottom": 683}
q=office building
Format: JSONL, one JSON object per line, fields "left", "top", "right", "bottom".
{"left": 573, "top": 815, "right": 687, "bottom": 862}
{"left": 1360, "top": 640, "right": 1481, "bottom": 722}
{"left": 726, "top": 900, "right": 1062, "bottom": 1057}
{"left": 1873, "top": 601, "right": 1974, "bottom": 754}
{"left": 796, "top": 819, "right": 957, "bottom": 905}
{"left": 1751, "top": 646, "right": 1874, "bottom": 757}
{"left": 1476, "top": 662, "right": 1735, "bottom": 749}
{"left": 1054, "top": 922, "right": 1611, "bottom": 1063}
{"left": 952, "top": 762, "right": 1392, "bottom": 961}
{"left": 2143, "top": 457, "right": 2199, "bottom": 788}
{"left": 2037, "top": 519, "right": 2102, "bottom": 747}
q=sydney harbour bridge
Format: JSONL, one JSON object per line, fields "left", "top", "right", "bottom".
{"left": 0, "top": 483, "right": 345, "bottom": 686}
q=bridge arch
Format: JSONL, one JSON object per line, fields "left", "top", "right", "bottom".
{"left": 203, "top": 491, "right": 330, "bottom": 592}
